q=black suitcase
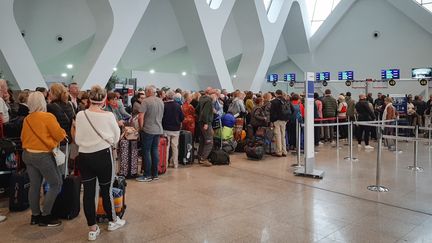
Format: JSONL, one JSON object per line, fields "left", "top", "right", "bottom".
{"left": 208, "top": 150, "right": 230, "bottom": 165}
{"left": 245, "top": 145, "right": 265, "bottom": 160}
{"left": 9, "top": 170, "right": 30, "bottom": 211}
{"left": 118, "top": 139, "right": 139, "bottom": 178}
{"left": 178, "top": 130, "right": 194, "bottom": 165}
{"left": 51, "top": 174, "right": 81, "bottom": 219}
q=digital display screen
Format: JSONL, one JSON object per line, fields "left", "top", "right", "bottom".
{"left": 412, "top": 68, "right": 432, "bottom": 79}
{"left": 338, "top": 71, "right": 354, "bottom": 80}
{"left": 284, "top": 73, "right": 296, "bottom": 82}
{"left": 267, "top": 74, "right": 278, "bottom": 82}
{"left": 316, "top": 72, "right": 330, "bottom": 81}
{"left": 381, "top": 69, "right": 400, "bottom": 79}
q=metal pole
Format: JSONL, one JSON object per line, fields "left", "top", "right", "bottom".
{"left": 429, "top": 126, "right": 431, "bottom": 148}
{"left": 291, "top": 120, "right": 302, "bottom": 168}
{"left": 367, "top": 128, "right": 389, "bottom": 192}
{"left": 395, "top": 119, "right": 398, "bottom": 152}
{"left": 408, "top": 125, "right": 424, "bottom": 172}
{"left": 344, "top": 121, "right": 358, "bottom": 161}
{"left": 336, "top": 116, "right": 340, "bottom": 149}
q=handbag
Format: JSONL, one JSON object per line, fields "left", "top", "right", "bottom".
{"left": 25, "top": 119, "right": 68, "bottom": 166}
{"left": 123, "top": 126, "right": 139, "bottom": 140}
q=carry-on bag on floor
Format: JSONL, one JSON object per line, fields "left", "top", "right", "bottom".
{"left": 158, "top": 136, "right": 168, "bottom": 174}
{"left": 178, "top": 130, "right": 194, "bottom": 165}
{"left": 9, "top": 170, "right": 30, "bottom": 211}
{"left": 96, "top": 176, "right": 127, "bottom": 222}
{"left": 245, "top": 144, "right": 265, "bottom": 160}
{"left": 118, "top": 139, "right": 139, "bottom": 178}
{"left": 51, "top": 144, "right": 81, "bottom": 220}
{"left": 209, "top": 123, "right": 230, "bottom": 165}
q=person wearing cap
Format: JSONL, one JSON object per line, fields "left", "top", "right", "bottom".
{"left": 195, "top": 87, "right": 214, "bottom": 166}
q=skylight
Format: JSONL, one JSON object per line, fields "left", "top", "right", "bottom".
{"left": 206, "top": 0, "right": 222, "bottom": 10}
{"left": 306, "top": 0, "right": 341, "bottom": 35}
{"left": 414, "top": 0, "right": 432, "bottom": 12}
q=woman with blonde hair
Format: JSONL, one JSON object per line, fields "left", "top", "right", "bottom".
{"left": 47, "top": 83, "right": 75, "bottom": 141}
{"left": 21, "top": 91, "right": 66, "bottom": 227}
{"left": 75, "top": 85, "right": 124, "bottom": 241}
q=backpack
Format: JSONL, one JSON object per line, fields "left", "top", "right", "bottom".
{"left": 290, "top": 103, "right": 303, "bottom": 123}
{"left": 279, "top": 99, "right": 292, "bottom": 121}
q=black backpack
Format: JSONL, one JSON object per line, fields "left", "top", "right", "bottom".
{"left": 280, "top": 99, "right": 292, "bottom": 121}
{"left": 208, "top": 150, "right": 230, "bottom": 165}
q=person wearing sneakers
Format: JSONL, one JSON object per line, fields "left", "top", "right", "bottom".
{"left": 21, "top": 91, "right": 66, "bottom": 227}
{"left": 75, "top": 85, "right": 124, "bottom": 241}
{"left": 0, "top": 215, "right": 5, "bottom": 222}
{"left": 355, "top": 94, "right": 376, "bottom": 150}
{"left": 136, "top": 85, "right": 165, "bottom": 182}
{"left": 196, "top": 87, "right": 215, "bottom": 166}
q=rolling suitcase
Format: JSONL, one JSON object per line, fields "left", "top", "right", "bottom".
{"left": 96, "top": 176, "right": 127, "bottom": 222}
{"left": 178, "top": 130, "right": 194, "bottom": 165}
{"left": 158, "top": 136, "right": 168, "bottom": 174}
{"left": 51, "top": 145, "right": 81, "bottom": 220}
{"left": 118, "top": 139, "right": 139, "bottom": 178}
{"left": 9, "top": 170, "right": 30, "bottom": 211}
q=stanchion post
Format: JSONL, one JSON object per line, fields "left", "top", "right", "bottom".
{"left": 344, "top": 121, "right": 358, "bottom": 161}
{"left": 395, "top": 120, "right": 399, "bottom": 152}
{"left": 291, "top": 119, "right": 302, "bottom": 168}
{"left": 367, "top": 127, "right": 389, "bottom": 192}
{"left": 336, "top": 117, "right": 340, "bottom": 149}
{"left": 429, "top": 127, "right": 431, "bottom": 147}
{"left": 408, "top": 125, "right": 424, "bottom": 172}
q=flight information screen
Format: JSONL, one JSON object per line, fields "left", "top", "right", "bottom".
{"left": 267, "top": 74, "right": 278, "bottom": 82}
{"left": 381, "top": 69, "right": 400, "bottom": 79}
{"left": 284, "top": 73, "right": 296, "bottom": 82}
{"left": 316, "top": 72, "right": 330, "bottom": 81}
{"left": 338, "top": 71, "right": 354, "bottom": 80}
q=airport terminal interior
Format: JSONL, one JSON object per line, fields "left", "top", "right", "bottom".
{"left": 1, "top": 0, "right": 432, "bottom": 242}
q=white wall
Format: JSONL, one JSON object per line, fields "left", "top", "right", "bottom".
{"left": 261, "top": 59, "right": 305, "bottom": 92}
{"left": 131, "top": 70, "right": 200, "bottom": 91}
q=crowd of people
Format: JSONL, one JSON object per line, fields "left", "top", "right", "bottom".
{"left": 0, "top": 78, "right": 431, "bottom": 240}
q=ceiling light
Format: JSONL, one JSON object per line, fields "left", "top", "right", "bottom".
{"left": 113, "top": 67, "right": 118, "bottom": 71}
{"left": 66, "top": 64, "right": 73, "bottom": 69}
{"left": 182, "top": 71, "right": 187, "bottom": 76}
{"left": 61, "top": 73, "right": 67, "bottom": 77}
{"left": 233, "top": 74, "right": 237, "bottom": 78}
{"left": 149, "top": 69, "right": 155, "bottom": 74}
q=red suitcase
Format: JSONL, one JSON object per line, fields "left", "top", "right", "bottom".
{"left": 158, "top": 136, "right": 168, "bottom": 174}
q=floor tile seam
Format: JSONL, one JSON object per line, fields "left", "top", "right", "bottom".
{"left": 391, "top": 224, "right": 419, "bottom": 243}
{"left": 144, "top": 229, "right": 194, "bottom": 243}
{"left": 227, "top": 164, "right": 432, "bottom": 216}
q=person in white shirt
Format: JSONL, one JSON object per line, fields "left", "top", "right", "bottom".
{"left": 0, "top": 79, "right": 10, "bottom": 123}
{"left": 74, "top": 85, "right": 124, "bottom": 241}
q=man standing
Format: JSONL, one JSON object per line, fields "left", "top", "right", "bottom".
{"left": 322, "top": 89, "right": 338, "bottom": 145}
{"left": 136, "top": 85, "right": 164, "bottom": 182}
{"left": 162, "top": 91, "right": 184, "bottom": 169}
{"left": 270, "top": 90, "right": 290, "bottom": 157}
{"left": 68, "top": 82, "right": 80, "bottom": 113}
{"left": 196, "top": 87, "right": 214, "bottom": 166}
{"left": 356, "top": 94, "right": 376, "bottom": 149}
{"left": 345, "top": 92, "right": 356, "bottom": 122}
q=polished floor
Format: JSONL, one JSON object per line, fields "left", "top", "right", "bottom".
{"left": 1, "top": 140, "right": 432, "bottom": 242}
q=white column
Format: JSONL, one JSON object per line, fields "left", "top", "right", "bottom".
{"left": 77, "top": 0, "right": 150, "bottom": 90}
{"left": 0, "top": 0, "right": 46, "bottom": 89}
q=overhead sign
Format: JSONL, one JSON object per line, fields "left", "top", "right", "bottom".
{"left": 345, "top": 80, "right": 352, "bottom": 86}
{"left": 289, "top": 81, "right": 295, "bottom": 87}
{"left": 322, "top": 80, "right": 328, "bottom": 87}
{"left": 419, "top": 79, "right": 428, "bottom": 86}
{"left": 388, "top": 79, "right": 396, "bottom": 86}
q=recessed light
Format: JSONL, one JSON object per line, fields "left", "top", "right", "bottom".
{"left": 113, "top": 67, "right": 118, "bottom": 71}
{"left": 66, "top": 64, "right": 73, "bottom": 69}
{"left": 182, "top": 71, "right": 187, "bottom": 76}
{"left": 150, "top": 69, "right": 155, "bottom": 74}
{"left": 233, "top": 74, "right": 237, "bottom": 78}
{"left": 61, "top": 73, "right": 67, "bottom": 77}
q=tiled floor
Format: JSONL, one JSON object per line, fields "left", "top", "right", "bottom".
{"left": 1, "top": 140, "right": 432, "bottom": 242}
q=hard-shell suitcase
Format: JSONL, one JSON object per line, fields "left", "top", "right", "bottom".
{"left": 118, "top": 139, "right": 139, "bottom": 178}
{"left": 178, "top": 130, "right": 194, "bottom": 165}
{"left": 158, "top": 136, "right": 168, "bottom": 174}
{"left": 51, "top": 174, "right": 81, "bottom": 219}
{"left": 9, "top": 170, "right": 30, "bottom": 211}
{"left": 96, "top": 176, "right": 127, "bottom": 222}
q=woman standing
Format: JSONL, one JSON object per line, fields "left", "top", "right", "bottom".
{"left": 21, "top": 91, "right": 66, "bottom": 227}
{"left": 382, "top": 97, "right": 397, "bottom": 149}
{"left": 337, "top": 95, "right": 348, "bottom": 139}
{"left": 182, "top": 92, "right": 196, "bottom": 137}
{"left": 75, "top": 85, "right": 124, "bottom": 241}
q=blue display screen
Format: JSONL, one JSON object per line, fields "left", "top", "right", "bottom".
{"left": 381, "top": 69, "right": 400, "bottom": 79}
{"left": 316, "top": 72, "right": 330, "bottom": 81}
{"left": 338, "top": 71, "right": 354, "bottom": 80}
{"left": 284, "top": 73, "right": 296, "bottom": 82}
{"left": 267, "top": 74, "right": 278, "bottom": 82}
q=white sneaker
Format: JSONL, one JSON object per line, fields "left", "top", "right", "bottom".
{"left": 88, "top": 225, "right": 100, "bottom": 241}
{"left": 108, "top": 216, "right": 126, "bottom": 231}
{"left": 358, "top": 144, "right": 362, "bottom": 148}
{"left": 365, "top": 145, "right": 374, "bottom": 150}
{"left": 0, "top": 215, "right": 6, "bottom": 222}
{"left": 318, "top": 142, "right": 324, "bottom": 145}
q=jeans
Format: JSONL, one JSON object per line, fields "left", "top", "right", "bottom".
{"left": 22, "top": 151, "right": 62, "bottom": 216}
{"left": 164, "top": 130, "right": 180, "bottom": 167}
{"left": 357, "top": 125, "right": 371, "bottom": 145}
{"left": 141, "top": 132, "right": 160, "bottom": 178}
{"left": 273, "top": 120, "right": 287, "bottom": 155}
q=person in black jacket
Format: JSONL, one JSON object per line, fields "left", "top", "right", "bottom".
{"left": 196, "top": 87, "right": 214, "bottom": 166}
{"left": 162, "top": 90, "right": 184, "bottom": 169}
{"left": 270, "top": 90, "right": 289, "bottom": 157}
{"left": 355, "top": 94, "right": 376, "bottom": 149}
